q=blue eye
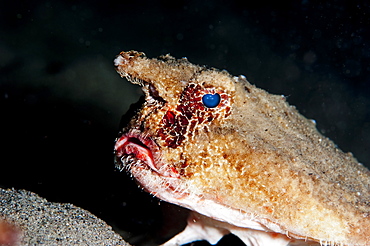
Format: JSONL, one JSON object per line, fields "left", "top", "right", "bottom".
{"left": 202, "top": 93, "right": 221, "bottom": 108}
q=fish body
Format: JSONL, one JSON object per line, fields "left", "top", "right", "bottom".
{"left": 114, "top": 51, "right": 370, "bottom": 245}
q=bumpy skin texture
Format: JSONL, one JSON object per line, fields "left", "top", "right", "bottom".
{"left": 114, "top": 51, "right": 370, "bottom": 246}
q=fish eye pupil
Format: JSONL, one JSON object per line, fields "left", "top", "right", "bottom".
{"left": 202, "top": 93, "right": 221, "bottom": 108}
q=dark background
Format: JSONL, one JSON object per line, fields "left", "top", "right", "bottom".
{"left": 1, "top": 1, "right": 369, "bottom": 245}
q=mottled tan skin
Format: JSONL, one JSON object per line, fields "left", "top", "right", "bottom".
{"left": 114, "top": 51, "right": 370, "bottom": 245}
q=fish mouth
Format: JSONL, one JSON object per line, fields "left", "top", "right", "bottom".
{"left": 114, "top": 130, "right": 179, "bottom": 178}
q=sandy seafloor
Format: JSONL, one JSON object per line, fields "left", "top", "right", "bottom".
{"left": 0, "top": 188, "right": 130, "bottom": 245}
{"left": 1, "top": 1, "right": 369, "bottom": 245}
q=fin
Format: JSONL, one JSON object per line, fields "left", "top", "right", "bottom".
{"left": 160, "top": 211, "right": 229, "bottom": 245}
{"left": 161, "top": 211, "right": 320, "bottom": 246}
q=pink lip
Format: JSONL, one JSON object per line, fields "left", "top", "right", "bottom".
{"left": 114, "top": 131, "right": 179, "bottom": 178}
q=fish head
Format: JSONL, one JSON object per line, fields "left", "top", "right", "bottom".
{"left": 114, "top": 51, "right": 240, "bottom": 195}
